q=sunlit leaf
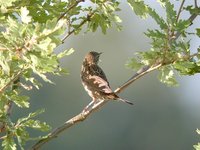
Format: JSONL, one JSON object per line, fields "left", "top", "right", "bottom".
{"left": 20, "top": 7, "right": 32, "bottom": 24}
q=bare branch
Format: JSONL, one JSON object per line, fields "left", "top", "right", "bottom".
{"left": 176, "top": 0, "right": 185, "bottom": 23}
{"left": 115, "top": 64, "right": 162, "bottom": 94}
{"left": 194, "top": 0, "right": 198, "bottom": 8}
{"left": 30, "top": 100, "right": 107, "bottom": 150}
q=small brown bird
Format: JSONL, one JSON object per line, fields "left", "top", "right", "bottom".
{"left": 81, "top": 51, "right": 133, "bottom": 108}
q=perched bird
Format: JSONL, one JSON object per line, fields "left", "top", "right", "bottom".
{"left": 81, "top": 51, "right": 133, "bottom": 108}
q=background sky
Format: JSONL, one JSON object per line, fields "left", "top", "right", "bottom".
{"left": 12, "top": 1, "right": 200, "bottom": 150}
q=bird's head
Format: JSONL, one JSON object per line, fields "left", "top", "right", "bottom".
{"left": 84, "top": 51, "right": 102, "bottom": 65}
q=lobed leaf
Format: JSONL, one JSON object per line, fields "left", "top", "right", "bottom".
{"left": 127, "top": 0, "right": 149, "bottom": 19}
{"left": 158, "top": 66, "right": 178, "bottom": 86}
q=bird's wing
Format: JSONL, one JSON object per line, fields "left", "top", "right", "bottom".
{"left": 87, "top": 64, "right": 113, "bottom": 93}
{"left": 88, "top": 75, "right": 113, "bottom": 93}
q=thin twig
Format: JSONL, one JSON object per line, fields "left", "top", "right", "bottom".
{"left": 0, "top": 47, "right": 9, "bottom": 51}
{"left": 0, "top": 135, "right": 6, "bottom": 140}
{"left": 194, "top": 0, "right": 198, "bottom": 8}
{"left": 0, "top": 69, "right": 24, "bottom": 93}
{"left": 61, "top": 12, "right": 95, "bottom": 42}
{"left": 57, "top": 0, "right": 84, "bottom": 22}
{"left": 175, "top": 13, "right": 198, "bottom": 40}
{"left": 115, "top": 64, "right": 162, "bottom": 94}
{"left": 176, "top": 0, "right": 185, "bottom": 23}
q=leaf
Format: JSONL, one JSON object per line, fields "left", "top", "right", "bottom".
{"left": 149, "top": 8, "right": 167, "bottom": 30}
{"left": 17, "top": 109, "right": 45, "bottom": 125}
{"left": 57, "top": 48, "right": 75, "bottom": 58}
{"left": 173, "top": 61, "right": 198, "bottom": 75}
{"left": 158, "top": 66, "right": 178, "bottom": 86}
{"left": 197, "top": 129, "right": 200, "bottom": 135}
{"left": 20, "top": 7, "right": 32, "bottom": 24}
{"left": 36, "top": 71, "right": 54, "bottom": 84}
{"left": 145, "top": 29, "right": 166, "bottom": 39}
{"left": 185, "top": 5, "right": 200, "bottom": 15}
{"left": 127, "top": 0, "right": 149, "bottom": 19}
{"left": 193, "top": 129, "right": 200, "bottom": 150}
{"left": 2, "top": 137, "right": 17, "bottom": 150}
{"left": 126, "top": 57, "right": 143, "bottom": 70}
{"left": 0, "top": 0, "right": 17, "bottom": 7}
{"left": 165, "top": 1, "right": 176, "bottom": 26}
{"left": 11, "top": 95, "right": 30, "bottom": 108}
{"left": 16, "top": 127, "right": 29, "bottom": 149}
{"left": 194, "top": 143, "right": 200, "bottom": 150}
{"left": 0, "top": 55, "right": 10, "bottom": 75}
{"left": 176, "top": 20, "right": 190, "bottom": 34}
{"left": 113, "top": 15, "right": 122, "bottom": 23}
{"left": 197, "top": 28, "right": 200, "bottom": 37}
{"left": 23, "top": 119, "right": 51, "bottom": 132}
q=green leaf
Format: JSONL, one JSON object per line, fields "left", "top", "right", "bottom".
{"left": 176, "top": 20, "right": 190, "bottom": 33}
{"left": 158, "top": 66, "right": 178, "bottom": 86}
{"left": 185, "top": 5, "right": 200, "bottom": 15}
{"left": 23, "top": 119, "right": 51, "bottom": 132}
{"left": 16, "top": 127, "right": 29, "bottom": 149}
{"left": 173, "top": 61, "right": 198, "bottom": 75}
{"left": 197, "top": 28, "right": 200, "bottom": 37}
{"left": 0, "top": 0, "right": 17, "bottom": 7}
{"left": 36, "top": 71, "right": 54, "bottom": 84}
{"left": 127, "top": 0, "right": 149, "bottom": 19}
{"left": 148, "top": 7, "right": 167, "bottom": 29}
{"left": 194, "top": 143, "right": 200, "bottom": 150}
{"left": 145, "top": 29, "right": 166, "bottom": 39}
{"left": 0, "top": 54, "right": 10, "bottom": 75}
{"left": 193, "top": 129, "right": 200, "bottom": 150}
{"left": 126, "top": 57, "right": 143, "bottom": 70}
{"left": 11, "top": 95, "right": 29, "bottom": 108}
{"left": 165, "top": 1, "right": 176, "bottom": 26}
{"left": 2, "top": 137, "right": 17, "bottom": 150}
{"left": 20, "top": 7, "right": 32, "bottom": 24}
{"left": 17, "top": 109, "right": 45, "bottom": 125}
{"left": 57, "top": 48, "right": 75, "bottom": 58}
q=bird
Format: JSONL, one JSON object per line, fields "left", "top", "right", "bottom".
{"left": 81, "top": 51, "right": 133, "bottom": 110}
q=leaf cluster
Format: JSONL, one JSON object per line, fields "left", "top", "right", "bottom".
{"left": 127, "top": 0, "right": 200, "bottom": 86}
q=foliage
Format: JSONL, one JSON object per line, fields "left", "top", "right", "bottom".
{"left": 0, "top": 0, "right": 122, "bottom": 149}
{"left": 126, "top": 1, "right": 200, "bottom": 147}
{"left": 0, "top": 0, "right": 200, "bottom": 149}
{"left": 194, "top": 129, "right": 200, "bottom": 150}
{"left": 127, "top": 0, "right": 200, "bottom": 86}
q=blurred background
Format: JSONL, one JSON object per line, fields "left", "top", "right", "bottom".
{"left": 13, "top": 1, "right": 200, "bottom": 150}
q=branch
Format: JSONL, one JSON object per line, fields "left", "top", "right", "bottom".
{"left": 30, "top": 100, "right": 107, "bottom": 150}
{"left": 0, "top": 70, "right": 23, "bottom": 132}
{"left": 194, "top": 0, "right": 198, "bottom": 8}
{"left": 61, "top": 12, "right": 95, "bottom": 43}
{"left": 175, "top": 3, "right": 199, "bottom": 40}
{"left": 0, "top": 69, "right": 24, "bottom": 94}
{"left": 115, "top": 64, "right": 162, "bottom": 94}
{"left": 57, "top": 0, "right": 84, "bottom": 22}
{"left": 176, "top": 0, "right": 185, "bottom": 23}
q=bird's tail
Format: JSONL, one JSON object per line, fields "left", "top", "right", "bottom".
{"left": 117, "top": 98, "right": 133, "bottom": 105}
